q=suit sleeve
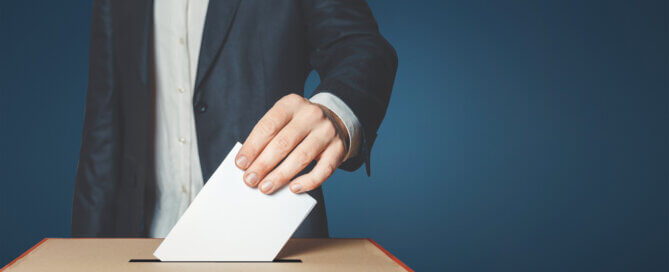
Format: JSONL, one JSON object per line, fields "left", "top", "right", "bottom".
{"left": 71, "top": 0, "right": 119, "bottom": 237}
{"left": 303, "top": 0, "right": 398, "bottom": 175}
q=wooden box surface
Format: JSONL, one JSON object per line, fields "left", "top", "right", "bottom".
{"left": 2, "top": 238, "right": 412, "bottom": 272}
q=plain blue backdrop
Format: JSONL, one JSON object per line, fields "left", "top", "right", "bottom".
{"left": 1, "top": 0, "right": 667, "bottom": 271}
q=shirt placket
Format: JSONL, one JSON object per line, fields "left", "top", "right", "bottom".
{"left": 176, "top": 0, "right": 193, "bottom": 216}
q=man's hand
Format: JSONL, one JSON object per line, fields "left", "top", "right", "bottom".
{"left": 235, "top": 94, "right": 349, "bottom": 194}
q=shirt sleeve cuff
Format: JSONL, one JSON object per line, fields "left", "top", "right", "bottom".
{"left": 309, "top": 92, "right": 362, "bottom": 162}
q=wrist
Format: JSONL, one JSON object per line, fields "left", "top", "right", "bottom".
{"left": 315, "top": 103, "right": 350, "bottom": 155}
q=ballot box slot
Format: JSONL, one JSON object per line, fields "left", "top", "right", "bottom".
{"left": 129, "top": 259, "right": 302, "bottom": 263}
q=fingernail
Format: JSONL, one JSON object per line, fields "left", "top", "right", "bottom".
{"left": 236, "top": 156, "right": 248, "bottom": 169}
{"left": 245, "top": 172, "right": 258, "bottom": 186}
{"left": 290, "top": 183, "right": 303, "bottom": 193}
{"left": 260, "top": 181, "right": 273, "bottom": 193}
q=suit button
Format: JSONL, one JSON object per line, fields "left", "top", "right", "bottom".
{"left": 197, "top": 103, "right": 207, "bottom": 113}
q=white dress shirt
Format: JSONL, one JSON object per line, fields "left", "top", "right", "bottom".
{"left": 150, "top": 0, "right": 361, "bottom": 237}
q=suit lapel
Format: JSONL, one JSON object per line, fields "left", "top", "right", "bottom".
{"left": 194, "top": 0, "right": 243, "bottom": 94}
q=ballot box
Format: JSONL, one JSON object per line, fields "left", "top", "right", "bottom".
{"left": 1, "top": 238, "right": 412, "bottom": 272}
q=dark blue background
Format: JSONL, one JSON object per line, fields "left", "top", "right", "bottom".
{"left": 1, "top": 0, "right": 667, "bottom": 271}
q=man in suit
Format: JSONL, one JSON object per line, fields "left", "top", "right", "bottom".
{"left": 72, "top": 0, "right": 397, "bottom": 238}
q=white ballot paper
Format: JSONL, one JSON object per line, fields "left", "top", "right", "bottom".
{"left": 153, "top": 142, "right": 317, "bottom": 261}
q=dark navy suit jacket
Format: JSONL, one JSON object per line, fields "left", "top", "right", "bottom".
{"left": 72, "top": 0, "right": 397, "bottom": 238}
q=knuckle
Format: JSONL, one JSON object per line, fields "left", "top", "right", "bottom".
{"left": 258, "top": 118, "right": 278, "bottom": 135}
{"left": 321, "top": 122, "right": 337, "bottom": 138}
{"left": 275, "top": 136, "right": 291, "bottom": 151}
{"left": 286, "top": 93, "right": 302, "bottom": 100}
{"left": 335, "top": 140, "right": 346, "bottom": 154}
{"left": 303, "top": 183, "right": 318, "bottom": 191}
{"left": 252, "top": 160, "right": 270, "bottom": 173}
{"left": 272, "top": 106, "right": 289, "bottom": 117}
{"left": 281, "top": 93, "right": 304, "bottom": 105}
{"left": 313, "top": 163, "right": 335, "bottom": 183}
{"left": 270, "top": 102, "right": 290, "bottom": 118}
{"left": 295, "top": 150, "right": 312, "bottom": 167}
{"left": 241, "top": 144, "right": 258, "bottom": 157}
{"left": 303, "top": 104, "right": 324, "bottom": 118}
{"left": 333, "top": 138, "right": 345, "bottom": 151}
{"left": 323, "top": 163, "right": 336, "bottom": 176}
{"left": 238, "top": 149, "right": 252, "bottom": 160}
{"left": 271, "top": 171, "right": 287, "bottom": 184}
{"left": 303, "top": 176, "right": 320, "bottom": 189}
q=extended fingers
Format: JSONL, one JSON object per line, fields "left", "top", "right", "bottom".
{"left": 236, "top": 93, "right": 346, "bottom": 195}
{"left": 243, "top": 119, "right": 311, "bottom": 188}
{"left": 235, "top": 94, "right": 303, "bottom": 170}
{"left": 257, "top": 125, "right": 334, "bottom": 194}
{"left": 289, "top": 140, "right": 345, "bottom": 194}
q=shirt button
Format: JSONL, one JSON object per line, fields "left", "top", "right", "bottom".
{"left": 181, "top": 185, "right": 188, "bottom": 193}
{"left": 178, "top": 87, "right": 185, "bottom": 94}
{"left": 197, "top": 103, "right": 207, "bottom": 113}
{"left": 179, "top": 37, "right": 185, "bottom": 45}
{"left": 178, "top": 137, "right": 187, "bottom": 144}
